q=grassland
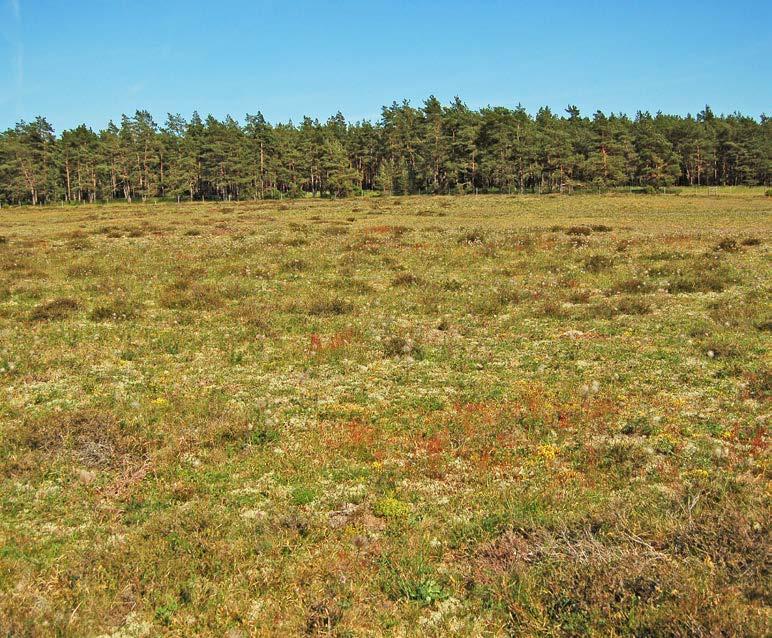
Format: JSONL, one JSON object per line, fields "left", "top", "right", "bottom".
{"left": 0, "top": 189, "right": 770, "bottom": 637}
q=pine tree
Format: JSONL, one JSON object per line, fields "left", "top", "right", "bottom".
{"left": 244, "top": 112, "right": 274, "bottom": 199}
{"left": 419, "top": 96, "right": 448, "bottom": 193}
{"left": 443, "top": 97, "right": 479, "bottom": 193}
{"left": 634, "top": 112, "right": 680, "bottom": 187}
{"left": 585, "top": 112, "right": 635, "bottom": 189}
{"left": 322, "top": 137, "right": 359, "bottom": 198}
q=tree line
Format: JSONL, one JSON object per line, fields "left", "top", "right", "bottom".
{"left": 0, "top": 97, "right": 769, "bottom": 205}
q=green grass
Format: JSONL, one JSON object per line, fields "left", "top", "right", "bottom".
{"left": 0, "top": 189, "right": 770, "bottom": 636}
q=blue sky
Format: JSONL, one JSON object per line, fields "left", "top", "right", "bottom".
{"left": 1, "top": 0, "right": 770, "bottom": 131}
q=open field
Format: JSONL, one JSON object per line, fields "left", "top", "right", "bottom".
{"left": 1, "top": 190, "right": 770, "bottom": 636}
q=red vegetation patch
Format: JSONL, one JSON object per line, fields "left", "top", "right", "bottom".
{"left": 310, "top": 329, "right": 355, "bottom": 353}
{"left": 323, "top": 420, "right": 377, "bottom": 459}
{"left": 363, "top": 225, "right": 408, "bottom": 236}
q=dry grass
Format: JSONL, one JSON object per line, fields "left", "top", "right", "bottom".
{"left": 0, "top": 188, "right": 770, "bottom": 636}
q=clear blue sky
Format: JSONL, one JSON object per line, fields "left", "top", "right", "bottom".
{"left": 1, "top": 0, "right": 770, "bottom": 132}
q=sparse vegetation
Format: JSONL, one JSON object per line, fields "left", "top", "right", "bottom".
{"left": 0, "top": 191, "right": 769, "bottom": 636}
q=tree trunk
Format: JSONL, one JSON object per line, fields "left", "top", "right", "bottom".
{"left": 65, "top": 160, "right": 72, "bottom": 202}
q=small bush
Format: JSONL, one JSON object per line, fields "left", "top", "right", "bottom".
{"left": 473, "top": 285, "right": 520, "bottom": 316}
{"left": 598, "top": 438, "right": 651, "bottom": 476}
{"left": 540, "top": 300, "right": 567, "bottom": 318}
{"left": 699, "top": 335, "right": 742, "bottom": 359}
{"left": 458, "top": 229, "right": 485, "bottom": 244}
{"left": 616, "top": 297, "right": 652, "bottom": 315}
{"left": 442, "top": 279, "right": 462, "bottom": 291}
{"left": 30, "top": 298, "right": 79, "bottom": 321}
{"left": 755, "top": 318, "right": 772, "bottom": 332}
{"left": 609, "top": 278, "right": 655, "bottom": 294}
{"left": 237, "top": 304, "right": 275, "bottom": 334}
{"left": 715, "top": 238, "right": 738, "bottom": 252}
{"left": 510, "top": 234, "right": 535, "bottom": 250}
{"left": 584, "top": 302, "right": 617, "bottom": 319}
{"left": 382, "top": 335, "right": 422, "bottom": 358}
{"left": 307, "top": 297, "right": 352, "bottom": 316}
{"left": 68, "top": 237, "right": 93, "bottom": 250}
{"left": 744, "top": 369, "right": 771, "bottom": 401}
{"left": 67, "top": 261, "right": 101, "bottom": 278}
{"left": 391, "top": 272, "right": 421, "bottom": 287}
{"left": 495, "top": 285, "right": 521, "bottom": 306}
{"left": 584, "top": 254, "right": 614, "bottom": 273}
{"left": 89, "top": 300, "right": 141, "bottom": 322}
{"left": 668, "top": 269, "right": 734, "bottom": 294}
{"left": 249, "top": 423, "right": 280, "bottom": 446}
{"left": 620, "top": 415, "right": 656, "bottom": 436}
{"left": 282, "top": 259, "right": 307, "bottom": 272}
{"left": 365, "top": 225, "right": 408, "bottom": 238}
{"left": 568, "top": 289, "right": 592, "bottom": 304}
{"left": 373, "top": 497, "right": 411, "bottom": 518}
{"left": 13, "top": 408, "right": 144, "bottom": 469}
{"left": 159, "top": 280, "right": 223, "bottom": 310}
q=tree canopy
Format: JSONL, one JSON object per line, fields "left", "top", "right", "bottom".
{"left": 0, "top": 99, "right": 769, "bottom": 205}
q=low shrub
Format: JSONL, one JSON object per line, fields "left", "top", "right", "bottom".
{"left": 89, "top": 299, "right": 141, "bottom": 322}
{"left": 584, "top": 254, "right": 614, "bottom": 273}
{"left": 391, "top": 272, "right": 421, "bottom": 286}
{"left": 382, "top": 335, "right": 422, "bottom": 358}
{"left": 30, "top": 298, "right": 79, "bottom": 321}
{"left": 307, "top": 297, "right": 353, "bottom": 316}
